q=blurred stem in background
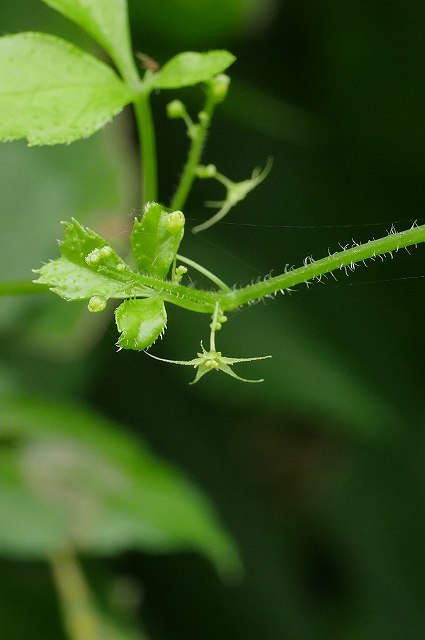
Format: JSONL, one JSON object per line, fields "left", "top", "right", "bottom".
{"left": 49, "top": 549, "right": 101, "bottom": 640}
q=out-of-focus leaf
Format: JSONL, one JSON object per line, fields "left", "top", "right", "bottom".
{"left": 0, "top": 450, "right": 67, "bottom": 556}
{"left": 41, "top": 0, "right": 137, "bottom": 83}
{"left": 154, "top": 50, "right": 235, "bottom": 89}
{"left": 130, "top": 203, "right": 185, "bottom": 278}
{"left": 130, "top": 0, "right": 277, "bottom": 46}
{"left": 115, "top": 298, "right": 167, "bottom": 350}
{"left": 0, "top": 33, "right": 133, "bottom": 145}
{"left": 0, "top": 395, "right": 240, "bottom": 575}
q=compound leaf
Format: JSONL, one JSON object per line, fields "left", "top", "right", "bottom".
{"left": 0, "top": 33, "right": 133, "bottom": 146}
{"left": 34, "top": 219, "right": 136, "bottom": 301}
{"left": 131, "top": 202, "right": 185, "bottom": 278}
{"left": 154, "top": 50, "right": 236, "bottom": 89}
{"left": 41, "top": 0, "right": 137, "bottom": 83}
{"left": 115, "top": 297, "right": 167, "bottom": 350}
{"left": 35, "top": 257, "right": 129, "bottom": 301}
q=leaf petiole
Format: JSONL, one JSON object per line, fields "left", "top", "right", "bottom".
{"left": 175, "top": 254, "right": 231, "bottom": 291}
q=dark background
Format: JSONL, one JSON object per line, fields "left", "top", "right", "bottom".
{"left": 1, "top": 0, "right": 424, "bottom": 638}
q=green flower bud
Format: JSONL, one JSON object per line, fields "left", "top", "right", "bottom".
{"left": 165, "top": 210, "right": 185, "bottom": 234}
{"left": 210, "top": 74, "right": 230, "bottom": 102}
{"left": 88, "top": 296, "right": 107, "bottom": 313}
{"left": 175, "top": 265, "right": 188, "bottom": 282}
{"left": 166, "top": 99, "right": 186, "bottom": 119}
{"left": 196, "top": 164, "right": 216, "bottom": 179}
{"left": 99, "top": 245, "right": 113, "bottom": 257}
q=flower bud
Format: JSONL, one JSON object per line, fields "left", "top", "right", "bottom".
{"left": 165, "top": 210, "right": 185, "bottom": 234}
{"left": 88, "top": 296, "right": 107, "bottom": 313}
{"left": 196, "top": 164, "right": 216, "bottom": 179}
{"left": 210, "top": 74, "right": 230, "bottom": 102}
{"left": 166, "top": 99, "right": 186, "bottom": 119}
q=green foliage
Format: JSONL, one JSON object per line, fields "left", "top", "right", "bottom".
{"left": 130, "top": 203, "right": 185, "bottom": 278}
{"left": 115, "top": 298, "right": 167, "bottom": 350}
{"left": 1, "top": 1, "right": 425, "bottom": 638}
{"left": 34, "top": 213, "right": 190, "bottom": 352}
{"left": 153, "top": 50, "right": 236, "bottom": 89}
{"left": 0, "top": 395, "right": 240, "bottom": 574}
{"left": 34, "top": 219, "right": 135, "bottom": 301}
{"left": 0, "top": 33, "right": 132, "bottom": 145}
{"left": 41, "top": 0, "right": 137, "bottom": 83}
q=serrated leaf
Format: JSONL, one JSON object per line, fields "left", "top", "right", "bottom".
{"left": 0, "top": 395, "right": 241, "bottom": 575}
{"left": 115, "top": 298, "right": 167, "bottom": 350}
{"left": 60, "top": 218, "right": 126, "bottom": 271}
{"left": 0, "top": 33, "right": 133, "bottom": 145}
{"left": 41, "top": 0, "right": 138, "bottom": 84}
{"left": 34, "top": 219, "right": 136, "bottom": 301}
{"left": 131, "top": 202, "right": 184, "bottom": 278}
{"left": 35, "top": 257, "right": 129, "bottom": 301}
{"left": 154, "top": 50, "right": 236, "bottom": 89}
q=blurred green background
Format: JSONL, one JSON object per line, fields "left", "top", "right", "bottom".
{"left": 1, "top": 0, "right": 425, "bottom": 638}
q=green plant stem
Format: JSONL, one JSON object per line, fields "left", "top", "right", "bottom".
{"left": 134, "top": 91, "right": 158, "bottom": 205}
{"left": 115, "top": 16, "right": 158, "bottom": 208}
{"left": 170, "top": 91, "right": 217, "bottom": 212}
{"left": 0, "top": 280, "right": 48, "bottom": 296}
{"left": 163, "top": 223, "right": 425, "bottom": 312}
{"left": 176, "top": 254, "right": 230, "bottom": 290}
{"left": 5, "top": 224, "right": 425, "bottom": 314}
{"left": 49, "top": 549, "right": 101, "bottom": 640}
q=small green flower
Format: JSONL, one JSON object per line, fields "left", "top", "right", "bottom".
{"left": 146, "top": 343, "right": 271, "bottom": 384}
{"left": 145, "top": 302, "right": 271, "bottom": 384}
{"left": 193, "top": 157, "right": 273, "bottom": 233}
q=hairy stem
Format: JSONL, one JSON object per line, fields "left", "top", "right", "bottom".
{"left": 170, "top": 91, "right": 217, "bottom": 212}
{"left": 121, "top": 222, "right": 425, "bottom": 312}
{"left": 49, "top": 549, "right": 101, "bottom": 640}
{"left": 219, "top": 223, "right": 425, "bottom": 309}
{"left": 5, "top": 224, "right": 425, "bottom": 314}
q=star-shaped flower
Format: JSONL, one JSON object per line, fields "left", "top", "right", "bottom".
{"left": 146, "top": 343, "right": 271, "bottom": 384}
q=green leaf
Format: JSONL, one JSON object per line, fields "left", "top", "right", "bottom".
{"left": 115, "top": 297, "right": 167, "bottom": 350}
{"left": 154, "top": 50, "right": 236, "bottom": 89}
{"left": 35, "top": 257, "right": 129, "bottom": 301}
{"left": 59, "top": 218, "right": 126, "bottom": 271}
{"left": 0, "top": 33, "right": 133, "bottom": 146}
{"left": 34, "top": 219, "right": 136, "bottom": 301}
{"left": 131, "top": 202, "right": 185, "bottom": 278}
{"left": 0, "top": 450, "right": 68, "bottom": 557}
{"left": 41, "top": 0, "right": 138, "bottom": 84}
{"left": 0, "top": 395, "right": 241, "bottom": 575}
